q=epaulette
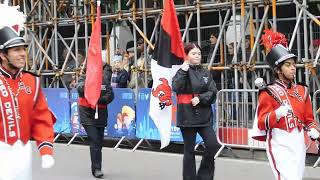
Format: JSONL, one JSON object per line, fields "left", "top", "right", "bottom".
{"left": 257, "top": 83, "right": 272, "bottom": 93}
{"left": 257, "top": 86, "right": 268, "bottom": 95}
{"left": 22, "top": 70, "right": 41, "bottom": 77}
{"left": 266, "top": 82, "right": 273, "bottom": 86}
{"left": 296, "top": 82, "right": 308, "bottom": 87}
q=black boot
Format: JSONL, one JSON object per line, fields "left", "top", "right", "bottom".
{"left": 92, "top": 170, "right": 104, "bottom": 179}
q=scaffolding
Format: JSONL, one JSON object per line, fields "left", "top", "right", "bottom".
{"left": 2, "top": 0, "right": 320, "bottom": 92}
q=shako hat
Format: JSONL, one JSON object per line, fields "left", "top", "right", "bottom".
{"left": 261, "top": 29, "right": 296, "bottom": 69}
{"left": 0, "top": 26, "right": 27, "bottom": 50}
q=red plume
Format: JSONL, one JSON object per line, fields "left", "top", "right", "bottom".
{"left": 260, "top": 29, "right": 288, "bottom": 52}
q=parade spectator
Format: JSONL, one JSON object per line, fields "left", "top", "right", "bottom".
{"left": 203, "top": 32, "right": 222, "bottom": 89}
{"left": 122, "top": 53, "right": 130, "bottom": 72}
{"left": 310, "top": 38, "right": 320, "bottom": 58}
{"left": 62, "top": 49, "right": 85, "bottom": 89}
{"left": 128, "top": 55, "right": 148, "bottom": 89}
{"left": 126, "top": 41, "right": 135, "bottom": 80}
{"left": 137, "top": 38, "right": 144, "bottom": 59}
{"left": 111, "top": 58, "right": 129, "bottom": 88}
{"left": 204, "top": 32, "right": 220, "bottom": 64}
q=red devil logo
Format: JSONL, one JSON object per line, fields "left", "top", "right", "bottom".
{"left": 152, "top": 78, "right": 172, "bottom": 110}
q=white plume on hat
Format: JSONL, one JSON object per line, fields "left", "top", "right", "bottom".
{"left": 0, "top": 4, "right": 26, "bottom": 34}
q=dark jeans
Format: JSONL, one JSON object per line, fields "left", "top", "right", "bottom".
{"left": 83, "top": 125, "right": 105, "bottom": 172}
{"left": 180, "top": 126, "right": 220, "bottom": 180}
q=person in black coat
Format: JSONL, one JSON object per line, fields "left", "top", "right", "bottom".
{"left": 172, "top": 43, "right": 220, "bottom": 180}
{"left": 77, "top": 64, "right": 114, "bottom": 178}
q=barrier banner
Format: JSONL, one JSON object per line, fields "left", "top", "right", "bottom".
{"left": 43, "top": 88, "right": 71, "bottom": 134}
{"left": 107, "top": 88, "right": 136, "bottom": 138}
{"left": 135, "top": 88, "right": 184, "bottom": 142}
{"left": 136, "top": 89, "right": 216, "bottom": 143}
{"left": 70, "top": 89, "right": 87, "bottom": 135}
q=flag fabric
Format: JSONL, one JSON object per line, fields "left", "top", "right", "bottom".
{"left": 85, "top": 1, "right": 102, "bottom": 106}
{"left": 149, "top": 0, "right": 185, "bottom": 149}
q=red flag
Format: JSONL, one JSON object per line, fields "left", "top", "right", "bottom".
{"left": 149, "top": 0, "right": 185, "bottom": 149}
{"left": 85, "top": 2, "right": 102, "bottom": 106}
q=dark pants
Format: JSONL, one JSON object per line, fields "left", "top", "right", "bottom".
{"left": 180, "top": 126, "right": 220, "bottom": 180}
{"left": 83, "top": 125, "right": 105, "bottom": 172}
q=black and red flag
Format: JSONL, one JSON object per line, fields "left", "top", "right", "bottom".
{"left": 149, "top": 0, "right": 185, "bottom": 149}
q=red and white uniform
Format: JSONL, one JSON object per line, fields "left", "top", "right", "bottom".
{"left": 254, "top": 80, "right": 317, "bottom": 180}
{"left": 0, "top": 66, "right": 55, "bottom": 180}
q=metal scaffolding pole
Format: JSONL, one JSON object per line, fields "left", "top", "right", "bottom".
{"left": 5, "top": 0, "right": 318, "bottom": 92}
{"left": 142, "top": 0, "right": 147, "bottom": 87}
{"left": 240, "top": 0, "right": 247, "bottom": 88}
{"left": 196, "top": 0, "right": 201, "bottom": 47}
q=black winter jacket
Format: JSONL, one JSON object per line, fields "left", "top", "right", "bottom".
{"left": 172, "top": 65, "right": 217, "bottom": 127}
{"left": 77, "top": 64, "right": 114, "bottom": 127}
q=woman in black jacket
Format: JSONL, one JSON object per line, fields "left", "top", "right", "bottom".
{"left": 77, "top": 64, "right": 114, "bottom": 178}
{"left": 172, "top": 43, "right": 220, "bottom": 180}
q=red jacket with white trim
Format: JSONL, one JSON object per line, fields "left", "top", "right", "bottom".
{"left": 0, "top": 67, "right": 55, "bottom": 156}
{"left": 257, "top": 80, "right": 317, "bottom": 133}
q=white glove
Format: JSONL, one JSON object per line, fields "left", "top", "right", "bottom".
{"left": 191, "top": 97, "right": 200, "bottom": 106}
{"left": 41, "top": 155, "right": 55, "bottom": 169}
{"left": 275, "top": 105, "right": 291, "bottom": 120}
{"left": 181, "top": 62, "right": 189, "bottom": 71}
{"left": 308, "top": 128, "right": 320, "bottom": 140}
{"left": 254, "top": 78, "right": 264, "bottom": 88}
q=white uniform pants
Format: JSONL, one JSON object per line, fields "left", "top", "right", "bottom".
{"left": 0, "top": 140, "right": 32, "bottom": 180}
{"left": 266, "top": 128, "right": 305, "bottom": 180}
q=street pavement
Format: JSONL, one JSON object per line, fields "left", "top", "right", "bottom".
{"left": 32, "top": 143, "right": 320, "bottom": 180}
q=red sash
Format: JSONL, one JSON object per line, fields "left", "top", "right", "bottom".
{"left": 0, "top": 78, "right": 20, "bottom": 145}
{"left": 177, "top": 94, "right": 199, "bottom": 104}
{"left": 78, "top": 97, "right": 107, "bottom": 109}
{"left": 268, "top": 84, "right": 297, "bottom": 132}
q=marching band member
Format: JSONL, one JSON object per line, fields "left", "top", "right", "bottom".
{"left": 0, "top": 26, "right": 56, "bottom": 180}
{"left": 253, "top": 30, "right": 319, "bottom": 180}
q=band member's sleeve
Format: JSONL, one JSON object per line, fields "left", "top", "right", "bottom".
{"left": 31, "top": 88, "right": 55, "bottom": 156}
{"left": 257, "top": 91, "right": 279, "bottom": 130}
{"left": 304, "top": 95, "right": 318, "bottom": 129}
{"left": 172, "top": 69, "right": 188, "bottom": 93}
{"left": 198, "top": 75, "right": 218, "bottom": 105}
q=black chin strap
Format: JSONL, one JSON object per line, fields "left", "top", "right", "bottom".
{"left": 3, "top": 54, "right": 19, "bottom": 70}
{"left": 277, "top": 77, "right": 293, "bottom": 88}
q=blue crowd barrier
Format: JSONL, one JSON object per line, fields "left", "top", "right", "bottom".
{"left": 69, "top": 88, "right": 136, "bottom": 138}
{"left": 69, "top": 89, "right": 87, "bottom": 136}
{"left": 135, "top": 89, "right": 216, "bottom": 143}
{"left": 44, "top": 88, "right": 216, "bottom": 145}
{"left": 43, "top": 88, "right": 72, "bottom": 134}
{"left": 107, "top": 88, "right": 136, "bottom": 139}
{"left": 136, "top": 89, "right": 188, "bottom": 142}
